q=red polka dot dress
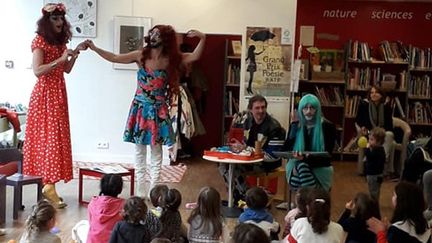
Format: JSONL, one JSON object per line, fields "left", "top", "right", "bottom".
{"left": 23, "top": 35, "right": 73, "bottom": 184}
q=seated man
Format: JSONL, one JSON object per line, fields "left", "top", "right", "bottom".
{"left": 284, "top": 94, "right": 336, "bottom": 191}
{"left": 219, "top": 94, "right": 286, "bottom": 203}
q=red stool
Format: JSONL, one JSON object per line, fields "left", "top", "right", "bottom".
{"left": 78, "top": 167, "right": 135, "bottom": 205}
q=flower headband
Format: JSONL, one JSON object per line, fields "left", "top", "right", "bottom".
{"left": 42, "top": 3, "right": 66, "bottom": 15}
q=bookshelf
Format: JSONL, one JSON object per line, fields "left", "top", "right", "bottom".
{"left": 222, "top": 38, "right": 241, "bottom": 144}
{"left": 341, "top": 40, "right": 412, "bottom": 156}
{"left": 407, "top": 46, "right": 432, "bottom": 138}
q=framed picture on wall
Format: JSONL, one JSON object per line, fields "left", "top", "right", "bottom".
{"left": 44, "top": 0, "right": 97, "bottom": 37}
{"left": 113, "top": 16, "right": 152, "bottom": 70}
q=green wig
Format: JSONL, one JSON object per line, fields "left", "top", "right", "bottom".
{"left": 293, "top": 94, "right": 324, "bottom": 152}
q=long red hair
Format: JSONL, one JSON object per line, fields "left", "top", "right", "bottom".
{"left": 141, "top": 25, "right": 181, "bottom": 97}
{"left": 36, "top": 7, "right": 72, "bottom": 45}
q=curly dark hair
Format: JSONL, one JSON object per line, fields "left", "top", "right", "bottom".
{"left": 123, "top": 196, "right": 148, "bottom": 224}
{"left": 245, "top": 187, "right": 268, "bottom": 210}
{"left": 36, "top": 9, "right": 72, "bottom": 45}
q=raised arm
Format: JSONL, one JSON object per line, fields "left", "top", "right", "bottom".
{"left": 85, "top": 39, "right": 141, "bottom": 64}
{"left": 182, "top": 30, "right": 206, "bottom": 64}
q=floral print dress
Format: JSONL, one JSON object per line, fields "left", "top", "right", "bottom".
{"left": 123, "top": 67, "right": 175, "bottom": 146}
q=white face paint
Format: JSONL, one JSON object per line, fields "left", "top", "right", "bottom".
{"left": 302, "top": 104, "right": 316, "bottom": 122}
{"left": 149, "top": 28, "right": 162, "bottom": 48}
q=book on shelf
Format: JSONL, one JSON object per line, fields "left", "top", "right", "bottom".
{"left": 226, "top": 64, "right": 240, "bottom": 84}
{"left": 231, "top": 40, "right": 242, "bottom": 56}
{"left": 409, "top": 101, "right": 432, "bottom": 124}
{"left": 232, "top": 96, "right": 239, "bottom": 114}
{"left": 228, "top": 91, "right": 233, "bottom": 116}
{"left": 409, "top": 45, "right": 432, "bottom": 69}
{"left": 345, "top": 95, "right": 361, "bottom": 117}
{"left": 314, "top": 85, "right": 343, "bottom": 106}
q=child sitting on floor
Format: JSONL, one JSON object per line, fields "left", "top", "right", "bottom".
{"left": 338, "top": 192, "right": 381, "bottom": 243}
{"left": 239, "top": 186, "right": 280, "bottom": 240}
{"left": 109, "top": 196, "right": 152, "bottom": 243}
{"left": 86, "top": 174, "right": 125, "bottom": 243}
{"left": 282, "top": 187, "right": 311, "bottom": 237}
{"left": 288, "top": 188, "right": 344, "bottom": 243}
{"left": 149, "top": 184, "right": 169, "bottom": 217}
{"left": 156, "top": 188, "right": 188, "bottom": 242}
{"left": 187, "top": 186, "right": 227, "bottom": 242}
{"left": 20, "top": 200, "right": 60, "bottom": 243}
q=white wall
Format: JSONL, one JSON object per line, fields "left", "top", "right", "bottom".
{"left": 0, "top": 0, "right": 296, "bottom": 163}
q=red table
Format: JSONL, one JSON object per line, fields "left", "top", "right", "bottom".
{"left": 78, "top": 167, "right": 135, "bottom": 205}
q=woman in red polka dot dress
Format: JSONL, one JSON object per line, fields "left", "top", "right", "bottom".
{"left": 23, "top": 3, "right": 87, "bottom": 208}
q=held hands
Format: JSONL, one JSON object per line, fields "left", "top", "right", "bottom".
{"left": 186, "top": 29, "right": 205, "bottom": 39}
{"left": 81, "top": 39, "right": 96, "bottom": 51}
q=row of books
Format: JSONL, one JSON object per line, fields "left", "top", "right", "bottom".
{"left": 314, "top": 86, "right": 344, "bottom": 106}
{"left": 378, "top": 41, "right": 408, "bottom": 63}
{"left": 408, "top": 102, "right": 432, "bottom": 124}
{"left": 408, "top": 75, "right": 431, "bottom": 98}
{"left": 348, "top": 67, "right": 381, "bottom": 90}
{"left": 225, "top": 90, "right": 239, "bottom": 116}
{"left": 344, "top": 95, "right": 362, "bottom": 117}
{"left": 348, "top": 67, "right": 407, "bottom": 90}
{"left": 409, "top": 46, "right": 432, "bottom": 69}
{"left": 227, "top": 64, "right": 241, "bottom": 84}
{"left": 349, "top": 40, "right": 371, "bottom": 62}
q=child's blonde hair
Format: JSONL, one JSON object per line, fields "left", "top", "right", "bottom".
{"left": 370, "top": 127, "right": 386, "bottom": 145}
{"left": 24, "top": 200, "right": 56, "bottom": 239}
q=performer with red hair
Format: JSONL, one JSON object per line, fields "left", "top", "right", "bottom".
{"left": 85, "top": 25, "right": 205, "bottom": 197}
{"left": 24, "top": 3, "right": 87, "bottom": 208}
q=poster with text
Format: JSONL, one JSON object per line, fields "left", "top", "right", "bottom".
{"left": 245, "top": 27, "right": 292, "bottom": 98}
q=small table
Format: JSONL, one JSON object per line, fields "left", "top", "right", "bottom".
{"left": 78, "top": 167, "right": 135, "bottom": 205}
{"left": 203, "top": 155, "right": 262, "bottom": 218}
{"left": 6, "top": 174, "right": 43, "bottom": 219}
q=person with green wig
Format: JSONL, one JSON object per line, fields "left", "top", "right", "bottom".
{"left": 284, "top": 94, "right": 336, "bottom": 191}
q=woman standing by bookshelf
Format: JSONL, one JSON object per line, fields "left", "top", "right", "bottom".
{"left": 356, "top": 85, "right": 396, "bottom": 178}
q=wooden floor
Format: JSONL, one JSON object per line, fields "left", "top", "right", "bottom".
{"left": 0, "top": 158, "right": 398, "bottom": 242}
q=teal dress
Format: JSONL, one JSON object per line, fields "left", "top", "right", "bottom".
{"left": 123, "top": 67, "right": 175, "bottom": 146}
